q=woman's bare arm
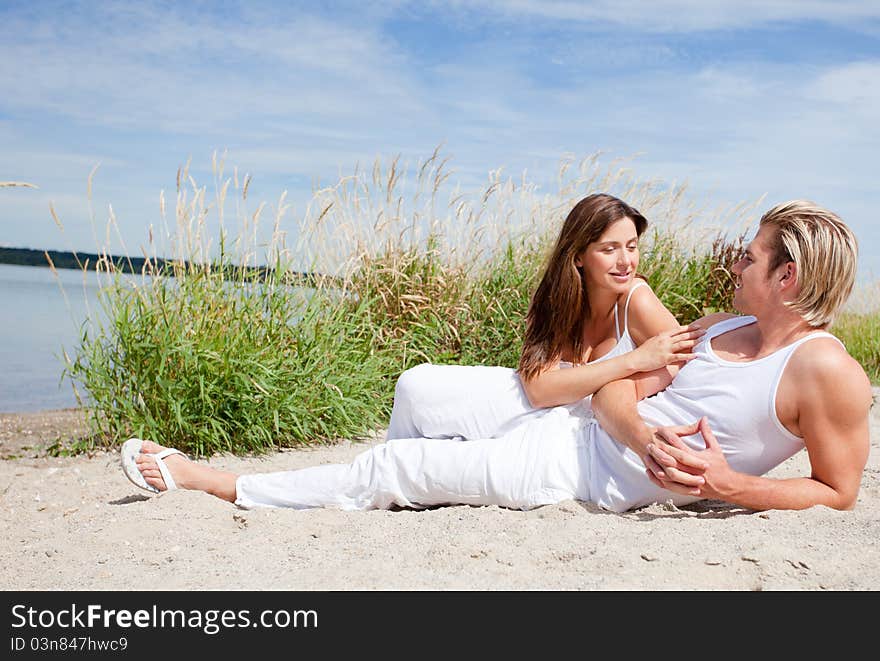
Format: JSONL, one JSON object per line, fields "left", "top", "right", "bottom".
{"left": 521, "top": 284, "right": 703, "bottom": 408}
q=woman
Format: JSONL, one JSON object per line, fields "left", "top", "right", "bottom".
{"left": 385, "top": 193, "right": 703, "bottom": 442}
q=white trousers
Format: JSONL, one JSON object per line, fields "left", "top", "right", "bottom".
{"left": 385, "top": 363, "right": 548, "bottom": 441}
{"left": 235, "top": 406, "right": 592, "bottom": 511}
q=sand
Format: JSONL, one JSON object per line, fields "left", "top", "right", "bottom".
{"left": 1, "top": 392, "right": 878, "bottom": 592}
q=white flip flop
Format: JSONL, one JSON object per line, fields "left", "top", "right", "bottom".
{"left": 120, "top": 438, "right": 187, "bottom": 494}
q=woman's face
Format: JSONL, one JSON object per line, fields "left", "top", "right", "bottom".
{"left": 575, "top": 217, "right": 640, "bottom": 293}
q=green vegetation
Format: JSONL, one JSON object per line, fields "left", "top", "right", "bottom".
{"left": 831, "top": 312, "right": 880, "bottom": 384}
{"left": 65, "top": 266, "right": 395, "bottom": 456}
{"left": 54, "top": 151, "right": 878, "bottom": 456}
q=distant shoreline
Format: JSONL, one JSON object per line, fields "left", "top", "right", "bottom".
{"left": 0, "top": 246, "right": 329, "bottom": 285}
{"left": 0, "top": 245, "right": 221, "bottom": 273}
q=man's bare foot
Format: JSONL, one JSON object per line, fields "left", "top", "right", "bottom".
{"left": 135, "top": 440, "right": 238, "bottom": 502}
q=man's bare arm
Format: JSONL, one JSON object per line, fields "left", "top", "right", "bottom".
{"left": 724, "top": 345, "right": 871, "bottom": 510}
{"left": 649, "top": 343, "right": 873, "bottom": 510}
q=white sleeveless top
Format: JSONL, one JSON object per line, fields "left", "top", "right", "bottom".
{"left": 559, "top": 280, "right": 646, "bottom": 370}
{"left": 556, "top": 281, "right": 646, "bottom": 414}
{"left": 587, "top": 314, "right": 843, "bottom": 512}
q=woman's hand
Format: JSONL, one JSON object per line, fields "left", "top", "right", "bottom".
{"left": 628, "top": 324, "right": 705, "bottom": 373}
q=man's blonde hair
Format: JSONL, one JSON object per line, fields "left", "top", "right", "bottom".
{"left": 760, "top": 200, "right": 858, "bottom": 327}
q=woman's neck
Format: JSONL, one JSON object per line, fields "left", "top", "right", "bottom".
{"left": 585, "top": 287, "right": 620, "bottom": 325}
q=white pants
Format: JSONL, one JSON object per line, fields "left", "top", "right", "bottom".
{"left": 386, "top": 363, "right": 548, "bottom": 441}
{"left": 235, "top": 406, "right": 592, "bottom": 511}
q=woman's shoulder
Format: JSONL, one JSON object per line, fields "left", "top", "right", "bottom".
{"left": 619, "top": 278, "right": 661, "bottom": 313}
{"left": 617, "top": 279, "right": 676, "bottom": 341}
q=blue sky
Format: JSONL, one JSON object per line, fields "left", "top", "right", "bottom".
{"left": 2, "top": 0, "right": 879, "bottom": 280}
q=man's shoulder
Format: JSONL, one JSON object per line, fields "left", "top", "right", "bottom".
{"left": 788, "top": 334, "right": 872, "bottom": 405}
{"left": 790, "top": 333, "right": 860, "bottom": 371}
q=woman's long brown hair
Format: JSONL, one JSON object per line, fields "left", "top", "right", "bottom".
{"left": 518, "top": 193, "right": 648, "bottom": 382}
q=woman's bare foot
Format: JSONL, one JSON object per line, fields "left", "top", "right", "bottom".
{"left": 135, "top": 440, "right": 239, "bottom": 502}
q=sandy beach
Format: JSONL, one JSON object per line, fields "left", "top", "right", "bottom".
{"left": 1, "top": 392, "right": 878, "bottom": 592}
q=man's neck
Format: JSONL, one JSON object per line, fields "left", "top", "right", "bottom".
{"left": 742, "top": 310, "right": 819, "bottom": 357}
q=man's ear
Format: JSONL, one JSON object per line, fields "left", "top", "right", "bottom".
{"left": 779, "top": 261, "right": 798, "bottom": 289}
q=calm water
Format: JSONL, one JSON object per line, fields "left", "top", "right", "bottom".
{"left": 0, "top": 263, "right": 310, "bottom": 413}
{"left": 0, "top": 263, "right": 104, "bottom": 412}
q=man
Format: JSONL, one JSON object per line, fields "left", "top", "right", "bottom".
{"left": 125, "top": 201, "right": 873, "bottom": 513}
{"left": 590, "top": 199, "right": 872, "bottom": 511}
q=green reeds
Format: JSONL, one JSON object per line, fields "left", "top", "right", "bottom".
{"left": 65, "top": 262, "right": 400, "bottom": 456}
{"left": 832, "top": 313, "right": 880, "bottom": 384}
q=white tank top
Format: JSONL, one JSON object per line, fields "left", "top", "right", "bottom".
{"left": 557, "top": 281, "right": 646, "bottom": 414}
{"left": 559, "top": 280, "right": 646, "bottom": 370}
{"left": 587, "top": 314, "right": 843, "bottom": 512}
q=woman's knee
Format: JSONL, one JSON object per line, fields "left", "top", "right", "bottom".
{"left": 394, "top": 363, "right": 435, "bottom": 405}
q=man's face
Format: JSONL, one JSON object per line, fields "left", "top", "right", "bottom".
{"left": 730, "top": 225, "right": 781, "bottom": 315}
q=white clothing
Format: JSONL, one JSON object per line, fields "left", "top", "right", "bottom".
{"left": 234, "top": 315, "right": 839, "bottom": 512}
{"left": 236, "top": 406, "right": 591, "bottom": 510}
{"left": 385, "top": 280, "right": 646, "bottom": 441}
{"left": 588, "top": 315, "right": 841, "bottom": 511}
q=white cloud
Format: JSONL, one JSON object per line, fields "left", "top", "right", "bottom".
{"left": 807, "top": 61, "right": 880, "bottom": 112}
{"left": 0, "top": 150, "right": 123, "bottom": 186}
{"left": 0, "top": 4, "right": 424, "bottom": 134}
{"left": 450, "top": 0, "right": 880, "bottom": 32}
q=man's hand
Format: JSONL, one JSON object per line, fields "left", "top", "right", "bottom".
{"left": 644, "top": 417, "right": 734, "bottom": 498}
